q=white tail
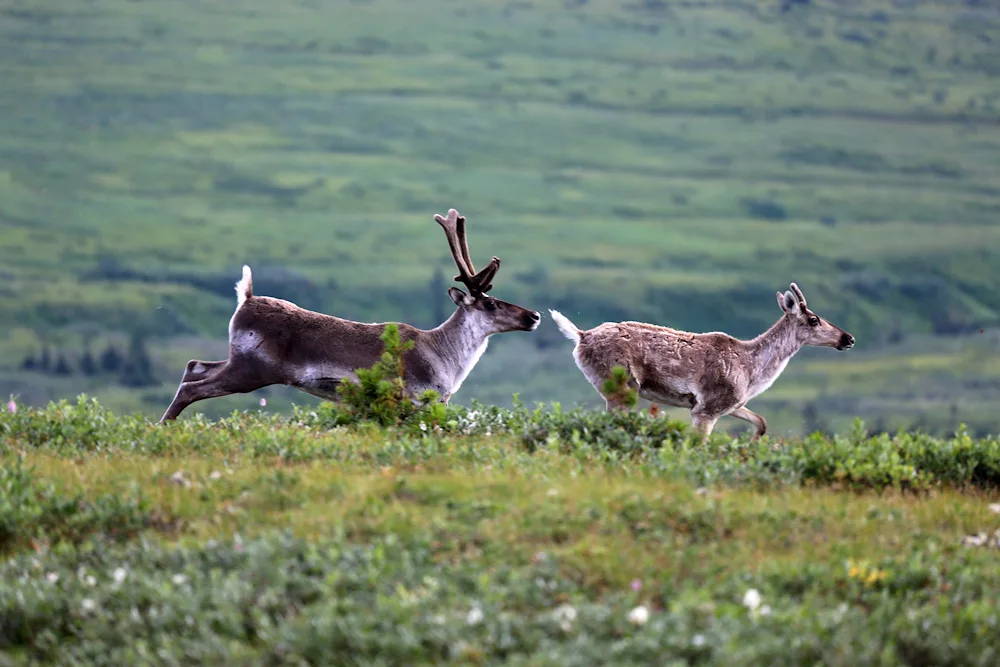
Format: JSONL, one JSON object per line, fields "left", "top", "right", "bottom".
{"left": 159, "top": 209, "right": 541, "bottom": 422}
{"left": 549, "top": 310, "right": 580, "bottom": 343}
{"left": 235, "top": 265, "right": 253, "bottom": 306}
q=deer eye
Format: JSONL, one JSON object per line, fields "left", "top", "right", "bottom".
{"left": 483, "top": 299, "right": 497, "bottom": 311}
{"left": 808, "top": 316, "right": 820, "bottom": 327}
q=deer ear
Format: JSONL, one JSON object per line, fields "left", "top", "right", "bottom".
{"left": 779, "top": 290, "right": 797, "bottom": 312}
{"left": 448, "top": 287, "right": 475, "bottom": 307}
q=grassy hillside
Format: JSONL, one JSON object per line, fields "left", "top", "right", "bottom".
{"left": 2, "top": 398, "right": 1000, "bottom": 663}
{"left": 1, "top": 0, "right": 999, "bottom": 433}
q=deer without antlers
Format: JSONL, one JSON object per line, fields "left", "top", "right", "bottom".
{"left": 550, "top": 283, "right": 855, "bottom": 442}
{"left": 159, "top": 208, "right": 540, "bottom": 422}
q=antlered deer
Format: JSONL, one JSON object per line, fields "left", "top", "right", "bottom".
{"left": 159, "top": 209, "right": 540, "bottom": 422}
{"left": 549, "top": 283, "right": 854, "bottom": 442}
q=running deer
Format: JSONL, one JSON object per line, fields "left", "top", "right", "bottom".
{"left": 549, "top": 283, "right": 854, "bottom": 442}
{"left": 159, "top": 208, "right": 541, "bottom": 422}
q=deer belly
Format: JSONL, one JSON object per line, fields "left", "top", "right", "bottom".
{"left": 639, "top": 379, "right": 696, "bottom": 408}
{"left": 294, "top": 364, "right": 354, "bottom": 401}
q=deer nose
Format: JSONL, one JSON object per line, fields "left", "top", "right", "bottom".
{"left": 528, "top": 311, "right": 541, "bottom": 323}
{"left": 840, "top": 333, "right": 855, "bottom": 350}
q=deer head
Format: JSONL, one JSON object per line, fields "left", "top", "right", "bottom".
{"left": 777, "top": 282, "right": 855, "bottom": 350}
{"left": 434, "top": 208, "right": 540, "bottom": 334}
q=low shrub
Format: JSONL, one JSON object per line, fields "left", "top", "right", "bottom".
{"left": 4, "top": 398, "right": 1000, "bottom": 491}
{"left": 1, "top": 531, "right": 998, "bottom": 665}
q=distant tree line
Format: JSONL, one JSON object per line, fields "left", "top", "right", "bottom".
{"left": 20, "top": 331, "right": 158, "bottom": 388}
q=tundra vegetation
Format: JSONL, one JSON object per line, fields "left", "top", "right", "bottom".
{"left": 2, "top": 0, "right": 1000, "bottom": 436}
{"left": 2, "top": 328, "right": 1000, "bottom": 664}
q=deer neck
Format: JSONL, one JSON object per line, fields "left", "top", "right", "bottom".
{"left": 429, "top": 308, "right": 491, "bottom": 391}
{"left": 745, "top": 315, "right": 802, "bottom": 396}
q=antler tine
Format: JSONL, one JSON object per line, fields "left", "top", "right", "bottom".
{"left": 455, "top": 214, "right": 476, "bottom": 275}
{"left": 470, "top": 256, "right": 500, "bottom": 294}
{"left": 434, "top": 208, "right": 474, "bottom": 284}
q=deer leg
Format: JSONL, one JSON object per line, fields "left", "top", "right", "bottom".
{"left": 159, "top": 361, "right": 268, "bottom": 423}
{"left": 690, "top": 382, "right": 737, "bottom": 444}
{"left": 730, "top": 406, "right": 767, "bottom": 442}
{"left": 181, "top": 360, "right": 227, "bottom": 383}
{"left": 689, "top": 413, "right": 720, "bottom": 444}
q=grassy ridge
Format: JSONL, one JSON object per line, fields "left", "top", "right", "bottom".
{"left": 2, "top": 398, "right": 1000, "bottom": 663}
{"left": 2, "top": 0, "right": 1000, "bottom": 432}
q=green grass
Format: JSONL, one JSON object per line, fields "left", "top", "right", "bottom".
{"left": 1, "top": 0, "right": 999, "bottom": 432}
{"left": 2, "top": 398, "right": 1000, "bottom": 664}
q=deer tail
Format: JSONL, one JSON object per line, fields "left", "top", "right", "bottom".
{"left": 549, "top": 310, "right": 581, "bottom": 343}
{"left": 235, "top": 265, "right": 253, "bottom": 306}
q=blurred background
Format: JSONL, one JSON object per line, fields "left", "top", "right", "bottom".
{"left": 1, "top": 0, "right": 998, "bottom": 436}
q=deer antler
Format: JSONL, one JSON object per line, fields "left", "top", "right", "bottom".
{"left": 789, "top": 283, "right": 807, "bottom": 308}
{"left": 434, "top": 208, "right": 500, "bottom": 296}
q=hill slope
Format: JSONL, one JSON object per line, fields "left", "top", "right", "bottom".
{"left": 1, "top": 0, "right": 999, "bottom": 433}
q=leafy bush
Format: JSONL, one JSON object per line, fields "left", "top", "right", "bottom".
{"left": 741, "top": 197, "right": 788, "bottom": 221}
{"left": 521, "top": 405, "right": 687, "bottom": 455}
{"left": 330, "top": 323, "right": 445, "bottom": 427}
{"left": 602, "top": 364, "right": 638, "bottom": 408}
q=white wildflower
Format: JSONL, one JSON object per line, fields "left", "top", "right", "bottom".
{"left": 170, "top": 471, "right": 189, "bottom": 487}
{"left": 693, "top": 634, "right": 706, "bottom": 647}
{"left": 419, "top": 421, "right": 428, "bottom": 432}
{"left": 209, "top": 470, "right": 223, "bottom": 480}
{"left": 547, "top": 488, "right": 559, "bottom": 497}
{"left": 742, "top": 589, "right": 761, "bottom": 611}
{"left": 81, "top": 598, "right": 96, "bottom": 613}
{"left": 989, "top": 503, "right": 1000, "bottom": 514}
{"left": 627, "top": 605, "right": 649, "bottom": 626}
{"left": 759, "top": 604, "right": 772, "bottom": 617}
{"left": 46, "top": 572, "right": 59, "bottom": 584}
{"left": 113, "top": 567, "right": 127, "bottom": 585}
{"left": 466, "top": 605, "right": 484, "bottom": 626}
{"left": 172, "top": 573, "right": 188, "bottom": 586}
{"left": 963, "top": 532, "right": 988, "bottom": 547}
{"left": 85, "top": 575, "right": 96, "bottom": 587}
{"left": 131, "top": 607, "right": 141, "bottom": 622}
{"left": 553, "top": 604, "right": 577, "bottom": 631}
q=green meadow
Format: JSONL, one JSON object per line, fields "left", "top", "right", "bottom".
{"left": 2, "top": 397, "right": 1000, "bottom": 663}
